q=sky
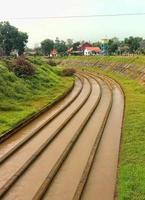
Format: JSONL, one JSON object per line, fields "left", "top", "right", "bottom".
{"left": 0, "top": 0, "right": 145, "bottom": 47}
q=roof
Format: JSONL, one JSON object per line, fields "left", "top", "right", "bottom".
{"left": 85, "top": 47, "right": 101, "bottom": 53}
{"left": 78, "top": 43, "right": 92, "bottom": 51}
{"left": 67, "top": 47, "right": 73, "bottom": 52}
{"left": 51, "top": 49, "right": 57, "bottom": 54}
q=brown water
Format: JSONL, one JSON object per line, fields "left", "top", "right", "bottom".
{"left": 0, "top": 73, "right": 124, "bottom": 200}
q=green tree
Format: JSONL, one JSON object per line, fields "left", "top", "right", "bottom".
{"left": 124, "top": 36, "right": 143, "bottom": 53}
{"left": 73, "top": 42, "right": 80, "bottom": 51}
{"left": 54, "top": 37, "right": 67, "bottom": 54}
{"left": 139, "top": 40, "right": 145, "bottom": 54}
{"left": 41, "top": 39, "right": 54, "bottom": 56}
{"left": 0, "top": 22, "right": 18, "bottom": 55}
{"left": 0, "top": 21, "right": 28, "bottom": 56}
{"left": 66, "top": 38, "right": 73, "bottom": 48}
{"left": 108, "top": 37, "right": 120, "bottom": 55}
{"left": 14, "top": 32, "right": 28, "bottom": 55}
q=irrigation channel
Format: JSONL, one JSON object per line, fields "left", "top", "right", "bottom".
{"left": 0, "top": 71, "right": 124, "bottom": 200}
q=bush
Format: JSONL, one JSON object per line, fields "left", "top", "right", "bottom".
{"left": 9, "top": 57, "right": 35, "bottom": 77}
{"left": 48, "top": 59, "right": 57, "bottom": 66}
{"left": 62, "top": 68, "right": 76, "bottom": 76}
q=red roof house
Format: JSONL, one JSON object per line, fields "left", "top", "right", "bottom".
{"left": 78, "top": 42, "right": 92, "bottom": 51}
{"left": 84, "top": 47, "right": 101, "bottom": 55}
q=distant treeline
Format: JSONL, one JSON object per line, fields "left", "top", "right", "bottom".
{"left": 28, "top": 37, "right": 145, "bottom": 56}
{"left": 0, "top": 21, "right": 145, "bottom": 56}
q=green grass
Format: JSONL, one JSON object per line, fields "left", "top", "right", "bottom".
{"left": 59, "top": 56, "right": 145, "bottom": 78}
{"left": 82, "top": 67, "right": 145, "bottom": 200}
{"left": 59, "top": 55, "right": 145, "bottom": 199}
{"left": 60, "top": 55, "right": 145, "bottom": 66}
{"left": 0, "top": 56, "right": 74, "bottom": 135}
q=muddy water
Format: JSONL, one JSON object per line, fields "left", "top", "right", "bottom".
{"left": 1, "top": 77, "right": 100, "bottom": 200}
{"left": 0, "top": 78, "right": 90, "bottom": 189}
{"left": 0, "top": 77, "right": 82, "bottom": 157}
{"left": 43, "top": 78, "right": 112, "bottom": 200}
{"left": 0, "top": 73, "right": 124, "bottom": 200}
{"left": 81, "top": 84, "right": 124, "bottom": 200}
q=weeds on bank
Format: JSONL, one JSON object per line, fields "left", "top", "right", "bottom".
{"left": 0, "top": 56, "right": 74, "bottom": 134}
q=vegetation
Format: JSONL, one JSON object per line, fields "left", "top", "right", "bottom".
{"left": 48, "top": 59, "right": 57, "bottom": 66}
{"left": 62, "top": 68, "right": 76, "bottom": 76}
{"left": 0, "top": 56, "right": 74, "bottom": 135}
{"left": 60, "top": 55, "right": 145, "bottom": 87}
{"left": 40, "top": 37, "right": 69, "bottom": 56}
{"left": 107, "top": 37, "right": 144, "bottom": 55}
{"left": 9, "top": 57, "right": 35, "bottom": 77}
{"left": 0, "top": 21, "right": 145, "bottom": 56}
{"left": 32, "top": 36, "right": 145, "bottom": 56}
{"left": 60, "top": 55, "right": 145, "bottom": 200}
{"left": 0, "top": 22, "right": 28, "bottom": 56}
{"left": 41, "top": 39, "right": 54, "bottom": 56}
{"left": 60, "top": 55, "right": 145, "bottom": 66}
{"left": 83, "top": 67, "right": 145, "bottom": 200}
{"left": 54, "top": 37, "right": 67, "bottom": 55}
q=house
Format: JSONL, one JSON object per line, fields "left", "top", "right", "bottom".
{"left": 84, "top": 47, "right": 101, "bottom": 56}
{"left": 77, "top": 42, "right": 92, "bottom": 51}
{"left": 67, "top": 42, "right": 93, "bottom": 55}
{"left": 67, "top": 47, "right": 73, "bottom": 55}
{"left": 50, "top": 49, "right": 57, "bottom": 57}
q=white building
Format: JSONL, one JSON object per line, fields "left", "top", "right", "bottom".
{"left": 84, "top": 47, "right": 101, "bottom": 56}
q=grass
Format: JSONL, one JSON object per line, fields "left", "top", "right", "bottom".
{"left": 60, "top": 56, "right": 145, "bottom": 84}
{"left": 60, "top": 55, "right": 145, "bottom": 66}
{"left": 59, "top": 56, "right": 145, "bottom": 200}
{"left": 84, "top": 68, "right": 145, "bottom": 200}
{"left": 0, "top": 56, "right": 74, "bottom": 135}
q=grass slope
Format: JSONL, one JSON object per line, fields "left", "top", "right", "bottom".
{"left": 83, "top": 67, "right": 145, "bottom": 200}
{"left": 61, "top": 55, "right": 145, "bottom": 66}
{"left": 60, "top": 55, "right": 145, "bottom": 86}
{"left": 0, "top": 57, "right": 73, "bottom": 135}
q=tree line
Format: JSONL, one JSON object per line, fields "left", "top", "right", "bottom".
{"left": 107, "top": 37, "right": 145, "bottom": 55}
{"left": 34, "top": 38, "right": 73, "bottom": 56}
{"left": 35, "top": 37, "right": 145, "bottom": 56}
{"left": 0, "top": 22, "right": 145, "bottom": 56}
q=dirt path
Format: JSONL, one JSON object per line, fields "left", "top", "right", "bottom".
{"left": 0, "top": 72, "right": 124, "bottom": 200}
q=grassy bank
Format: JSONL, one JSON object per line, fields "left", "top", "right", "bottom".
{"left": 59, "top": 56, "right": 145, "bottom": 199}
{"left": 61, "top": 55, "right": 145, "bottom": 66}
{"left": 60, "top": 55, "right": 145, "bottom": 86}
{"left": 0, "top": 57, "right": 74, "bottom": 135}
{"left": 83, "top": 67, "right": 145, "bottom": 200}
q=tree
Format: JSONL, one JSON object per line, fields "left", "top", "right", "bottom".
{"left": 34, "top": 47, "right": 42, "bottom": 55}
{"left": 73, "top": 42, "right": 80, "bottom": 51}
{"left": 14, "top": 32, "right": 28, "bottom": 55}
{"left": 54, "top": 37, "right": 67, "bottom": 54}
{"left": 124, "top": 36, "right": 143, "bottom": 53}
{"left": 41, "top": 39, "right": 54, "bottom": 56}
{"left": 0, "top": 22, "right": 18, "bottom": 55}
{"left": 108, "top": 37, "right": 120, "bottom": 55}
{"left": 66, "top": 38, "right": 73, "bottom": 48}
{"left": 139, "top": 40, "right": 145, "bottom": 55}
{"left": 0, "top": 21, "right": 28, "bottom": 56}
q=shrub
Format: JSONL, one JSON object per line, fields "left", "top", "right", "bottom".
{"left": 62, "top": 68, "right": 76, "bottom": 76}
{"left": 9, "top": 57, "right": 35, "bottom": 77}
{"left": 48, "top": 59, "right": 57, "bottom": 66}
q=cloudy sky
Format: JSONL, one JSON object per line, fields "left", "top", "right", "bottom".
{"left": 0, "top": 0, "right": 145, "bottom": 47}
